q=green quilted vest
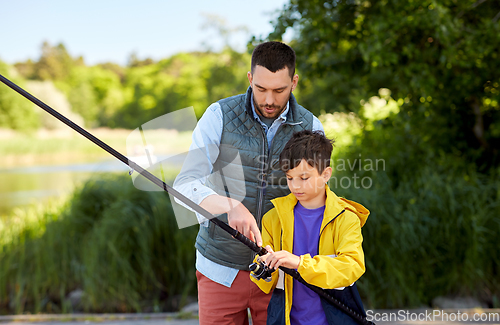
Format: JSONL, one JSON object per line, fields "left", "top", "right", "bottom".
{"left": 195, "top": 87, "right": 313, "bottom": 270}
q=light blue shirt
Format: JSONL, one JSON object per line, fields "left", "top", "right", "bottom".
{"left": 174, "top": 94, "right": 324, "bottom": 287}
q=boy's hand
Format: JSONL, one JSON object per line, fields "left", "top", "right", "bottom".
{"left": 263, "top": 245, "right": 300, "bottom": 270}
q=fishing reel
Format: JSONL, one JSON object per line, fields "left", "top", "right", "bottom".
{"left": 249, "top": 257, "right": 274, "bottom": 282}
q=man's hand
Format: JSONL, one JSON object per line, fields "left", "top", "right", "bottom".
{"left": 199, "top": 195, "right": 262, "bottom": 247}
{"left": 227, "top": 201, "right": 262, "bottom": 247}
{"left": 262, "top": 245, "right": 300, "bottom": 270}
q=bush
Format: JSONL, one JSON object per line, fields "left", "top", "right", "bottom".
{"left": 335, "top": 161, "right": 500, "bottom": 308}
{"left": 327, "top": 106, "right": 500, "bottom": 308}
{"left": 0, "top": 61, "right": 40, "bottom": 131}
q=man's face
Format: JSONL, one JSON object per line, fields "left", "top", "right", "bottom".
{"left": 247, "top": 65, "right": 299, "bottom": 119}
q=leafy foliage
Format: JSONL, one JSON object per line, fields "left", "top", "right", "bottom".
{"left": 116, "top": 49, "right": 249, "bottom": 128}
{"left": 0, "top": 61, "right": 40, "bottom": 131}
{"left": 264, "top": 0, "right": 500, "bottom": 169}
{"left": 295, "top": 1, "right": 500, "bottom": 303}
{"left": 9, "top": 42, "right": 250, "bottom": 130}
{"left": 334, "top": 154, "right": 500, "bottom": 308}
{"left": 330, "top": 119, "right": 500, "bottom": 308}
{"left": 321, "top": 89, "right": 500, "bottom": 308}
{"left": 65, "top": 66, "right": 125, "bottom": 126}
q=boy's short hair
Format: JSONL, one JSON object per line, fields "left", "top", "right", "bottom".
{"left": 279, "top": 130, "right": 334, "bottom": 173}
{"left": 251, "top": 41, "right": 296, "bottom": 79}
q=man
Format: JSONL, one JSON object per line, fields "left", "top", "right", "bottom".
{"left": 174, "top": 41, "right": 324, "bottom": 325}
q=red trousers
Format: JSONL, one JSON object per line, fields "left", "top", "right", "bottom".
{"left": 196, "top": 270, "right": 272, "bottom": 325}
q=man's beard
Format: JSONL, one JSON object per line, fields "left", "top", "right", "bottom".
{"left": 253, "top": 90, "right": 291, "bottom": 119}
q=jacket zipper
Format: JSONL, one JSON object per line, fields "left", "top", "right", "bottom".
{"left": 317, "top": 209, "right": 344, "bottom": 255}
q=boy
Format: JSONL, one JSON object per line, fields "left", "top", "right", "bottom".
{"left": 250, "top": 130, "right": 369, "bottom": 325}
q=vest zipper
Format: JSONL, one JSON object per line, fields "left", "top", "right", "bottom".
{"left": 257, "top": 119, "right": 301, "bottom": 224}
{"left": 255, "top": 126, "right": 268, "bottom": 226}
{"left": 256, "top": 121, "right": 288, "bottom": 224}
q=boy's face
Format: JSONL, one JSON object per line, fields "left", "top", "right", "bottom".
{"left": 286, "top": 159, "right": 332, "bottom": 209}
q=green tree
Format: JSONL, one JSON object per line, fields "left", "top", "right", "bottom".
{"left": 265, "top": 0, "right": 500, "bottom": 169}
{"left": 203, "top": 48, "right": 251, "bottom": 105}
{"left": 12, "top": 41, "right": 251, "bottom": 129}
{"left": 116, "top": 50, "right": 249, "bottom": 129}
{"left": 13, "top": 59, "right": 36, "bottom": 79}
{"left": 65, "top": 65, "right": 125, "bottom": 127}
{"left": 262, "top": 0, "right": 500, "bottom": 308}
{"left": 0, "top": 61, "right": 40, "bottom": 130}
{"left": 32, "top": 41, "right": 81, "bottom": 81}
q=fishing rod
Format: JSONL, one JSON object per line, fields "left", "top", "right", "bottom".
{"left": 0, "top": 73, "right": 374, "bottom": 325}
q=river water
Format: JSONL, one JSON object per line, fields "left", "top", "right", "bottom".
{"left": 0, "top": 154, "right": 186, "bottom": 217}
{"left": 0, "top": 158, "right": 129, "bottom": 217}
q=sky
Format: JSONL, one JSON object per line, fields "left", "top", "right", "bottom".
{"left": 0, "top": 0, "right": 291, "bottom": 66}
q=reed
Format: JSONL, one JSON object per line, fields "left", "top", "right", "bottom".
{"left": 0, "top": 174, "right": 197, "bottom": 314}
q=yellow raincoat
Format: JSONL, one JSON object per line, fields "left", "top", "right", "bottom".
{"left": 251, "top": 185, "right": 369, "bottom": 325}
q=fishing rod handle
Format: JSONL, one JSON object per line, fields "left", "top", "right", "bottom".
{"left": 233, "top": 232, "right": 267, "bottom": 255}
{"left": 207, "top": 215, "right": 268, "bottom": 255}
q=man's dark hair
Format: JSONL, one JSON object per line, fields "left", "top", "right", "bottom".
{"left": 280, "top": 130, "right": 334, "bottom": 174}
{"left": 251, "top": 41, "right": 296, "bottom": 78}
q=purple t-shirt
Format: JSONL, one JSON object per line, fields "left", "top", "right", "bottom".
{"left": 291, "top": 202, "right": 328, "bottom": 325}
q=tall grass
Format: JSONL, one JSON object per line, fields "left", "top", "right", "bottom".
{"left": 0, "top": 174, "right": 197, "bottom": 314}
